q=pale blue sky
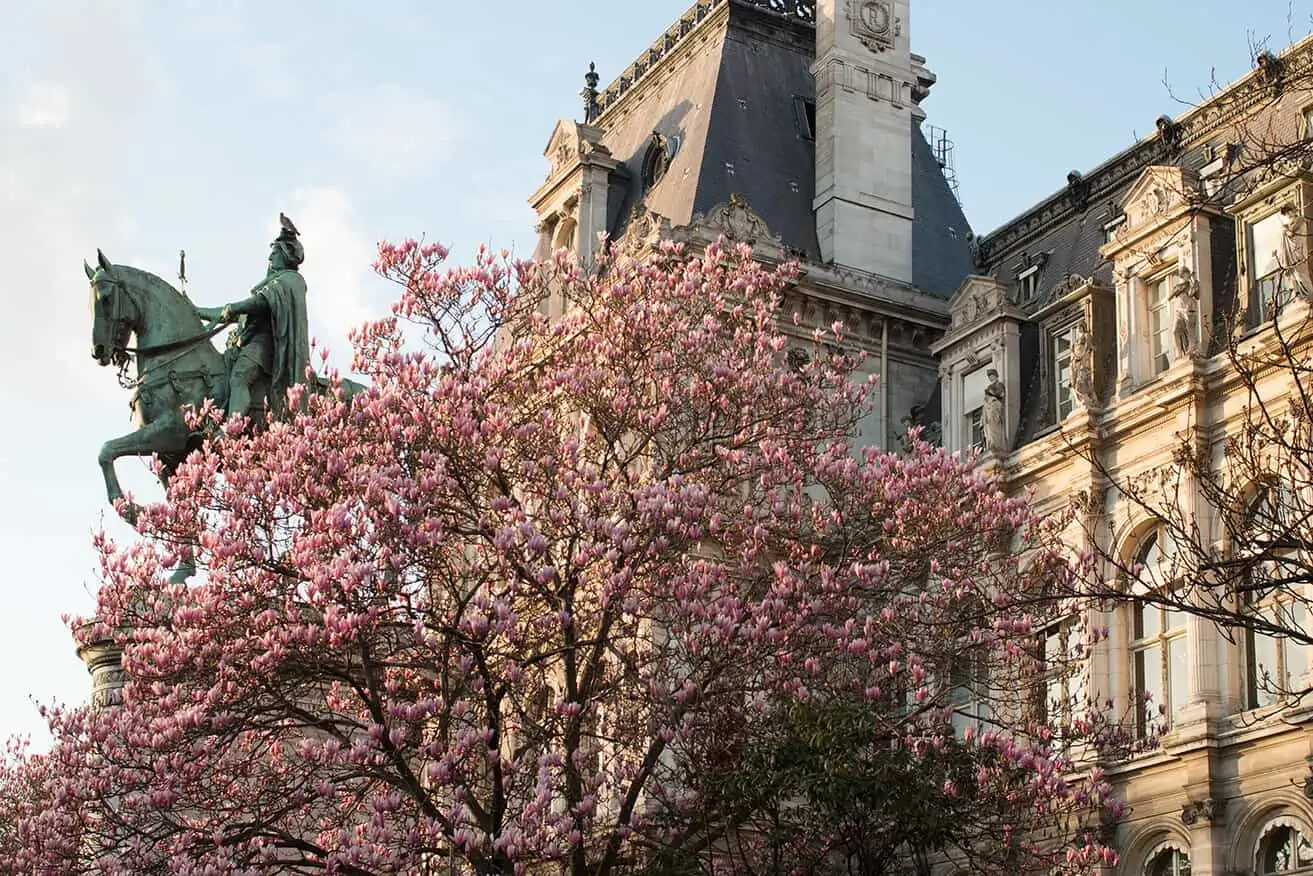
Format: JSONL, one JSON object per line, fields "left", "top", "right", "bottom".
{"left": 0, "top": 0, "right": 1305, "bottom": 744}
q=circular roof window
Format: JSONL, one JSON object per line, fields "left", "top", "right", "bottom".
{"left": 641, "top": 133, "right": 675, "bottom": 189}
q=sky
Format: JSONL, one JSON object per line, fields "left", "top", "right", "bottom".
{"left": 0, "top": 0, "right": 1307, "bottom": 746}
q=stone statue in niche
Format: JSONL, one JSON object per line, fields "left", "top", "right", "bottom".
{"left": 982, "top": 368, "right": 1008, "bottom": 454}
{"left": 1070, "top": 319, "right": 1097, "bottom": 407}
{"left": 1171, "top": 265, "right": 1201, "bottom": 359}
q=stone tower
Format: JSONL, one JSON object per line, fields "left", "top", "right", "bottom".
{"left": 812, "top": 0, "right": 935, "bottom": 282}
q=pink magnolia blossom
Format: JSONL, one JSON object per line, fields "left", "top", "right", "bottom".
{"left": 0, "top": 241, "right": 1120, "bottom": 875}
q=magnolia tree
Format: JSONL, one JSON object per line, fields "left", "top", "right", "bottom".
{"left": 2, "top": 241, "right": 1121, "bottom": 875}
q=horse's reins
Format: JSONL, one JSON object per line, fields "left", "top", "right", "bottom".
{"left": 101, "top": 273, "right": 229, "bottom": 393}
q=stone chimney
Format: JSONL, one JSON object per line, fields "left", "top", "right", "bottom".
{"left": 812, "top": 0, "right": 926, "bottom": 284}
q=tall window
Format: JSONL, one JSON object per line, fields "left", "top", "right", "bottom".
{"left": 1131, "top": 529, "right": 1188, "bottom": 737}
{"left": 1245, "top": 486, "right": 1309, "bottom": 707}
{"left": 1257, "top": 823, "right": 1313, "bottom": 874}
{"left": 1145, "top": 845, "right": 1191, "bottom": 876}
{"left": 1037, "top": 618, "right": 1085, "bottom": 724}
{"left": 949, "top": 649, "right": 992, "bottom": 735}
{"left": 1017, "top": 266, "right": 1040, "bottom": 302}
{"left": 962, "top": 366, "right": 989, "bottom": 452}
{"left": 1054, "top": 325, "right": 1077, "bottom": 420}
{"left": 1250, "top": 209, "right": 1295, "bottom": 323}
{"left": 1147, "top": 274, "right": 1172, "bottom": 374}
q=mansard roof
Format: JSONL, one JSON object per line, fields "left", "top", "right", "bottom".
{"left": 587, "top": 0, "right": 972, "bottom": 300}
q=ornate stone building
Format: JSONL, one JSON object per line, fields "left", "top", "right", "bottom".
{"left": 935, "top": 34, "right": 1313, "bottom": 876}
{"left": 529, "top": 0, "right": 972, "bottom": 454}
{"left": 531, "top": 2, "right": 1313, "bottom": 874}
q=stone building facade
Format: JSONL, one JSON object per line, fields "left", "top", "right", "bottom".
{"left": 530, "top": 2, "right": 1313, "bottom": 874}
{"left": 936, "top": 35, "right": 1313, "bottom": 876}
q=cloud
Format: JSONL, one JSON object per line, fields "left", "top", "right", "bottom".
{"left": 332, "top": 85, "right": 460, "bottom": 180}
{"left": 283, "top": 186, "right": 387, "bottom": 373}
{"left": 14, "top": 81, "right": 71, "bottom": 128}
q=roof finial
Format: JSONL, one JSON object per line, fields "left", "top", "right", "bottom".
{"left": 581, "top": 62, "right": 600, "bottom": 122}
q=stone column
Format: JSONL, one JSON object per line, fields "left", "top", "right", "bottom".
{"left": 1115, "top": 268, "right": 1136, "bottom": 395}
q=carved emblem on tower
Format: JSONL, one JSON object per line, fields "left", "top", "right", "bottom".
{"left": 848, "top": 0, "right": 900, "bottom": 53}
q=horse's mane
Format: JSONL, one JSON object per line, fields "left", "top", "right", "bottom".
{"left": 113, "top": 264, "right": 187, "bottom": 304}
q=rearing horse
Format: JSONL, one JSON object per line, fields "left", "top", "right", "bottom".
{"left": 87, "top": 249, "right": 228, "bottom": 521}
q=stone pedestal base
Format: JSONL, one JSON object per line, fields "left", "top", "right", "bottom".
{"left": 75, "top": 621, "right": 126, "bottom": 710}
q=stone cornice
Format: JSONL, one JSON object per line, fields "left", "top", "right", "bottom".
{"left": 978, "top": 34, "right": 1313, "bottom": 265}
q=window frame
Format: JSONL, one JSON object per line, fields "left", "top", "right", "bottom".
{"left": 1242, "top": 485, "right": 1309, "bottom": 708}
{"left": 1256, "top": 821, "right": 1313, "bottom": 874}
{"left": 1145, "top": 271, "right": 1174, "bottom": 376}
{"left": 948, "top": 647, "right": 993, "bottom": 735}
{"left": 1144, "top": 843, "right": 1191, "bottom": 876}
{"left": 1035, "top": 615, "right": 1085, "bottom": 726}
{"left": 1128, "top": 528, "right": 1188, "bottom": 738}
{"left": 1248, "top": 207, "right": 1297, "bottom": 324}
{"left": 1017, "top": 264, "right": 1041, "bottom": 303}
{"left": 1053, "top": 323, "right": 1079, "bottom": 420}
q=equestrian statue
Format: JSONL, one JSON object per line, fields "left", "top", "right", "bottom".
{"left": 87, "top": 214, "right": 349, "bottom": 540}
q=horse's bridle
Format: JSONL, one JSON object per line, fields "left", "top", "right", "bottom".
{"left": 94, "top": 271, "right": 227, "bottom": 391}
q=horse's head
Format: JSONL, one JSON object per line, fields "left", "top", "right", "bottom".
{"left": 86, "top": 249, "right": 135, "bottom": 367}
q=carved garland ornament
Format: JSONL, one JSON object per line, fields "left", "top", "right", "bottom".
{"left": 849, "top": 0, "right": 900, "bottom": 53}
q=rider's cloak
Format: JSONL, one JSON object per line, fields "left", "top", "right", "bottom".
{"left": 257, "top": 269, "right": 311, "bottom": 411}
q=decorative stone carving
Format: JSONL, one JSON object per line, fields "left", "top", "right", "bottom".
{"left": 1119, "top": 165, "right": 1201, "bottom": 234}
{"left": 848, "top": 0, "right": 901, "bottom": 53}
{"left": 1171, "top": 265, "right": 1201, "bottom": 358}
{"left": 1070, "top": 318, "right": 1097, "bottom": 407}
{"left": 541, "top": 120, "right": 611, "bottom": 182}
{"left": 1180, "top": 797, "right": 1225, "bottom": 826}
{"left": 614, "top": 206, "right": 674, "bottom": 257}
{"left": 1050, "top": 273, "right": 1088, "bottom": 299}
{"left": 982, "top": 368, "right": 1009, "bottom": 454}
{"left": 688, "top": 195, "right": 784, "bottom": 248}
{"left": 949, "top": 276, "right": 1012, "bottom": 330}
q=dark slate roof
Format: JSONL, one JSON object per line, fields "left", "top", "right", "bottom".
{"left": 692, "top": 4, "right": 820, "bottom": 259}
{"left": 594, "top": 0, "right": 973, "bottom": 299}
{"left": 911, "top": 126, "right": 974, "bottom": 299}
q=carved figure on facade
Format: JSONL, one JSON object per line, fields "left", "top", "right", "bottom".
{"left": 1171, "top": 265, "right": 1201, "bottom": 359}
{"left": 982, "top": 368, "right": 1009, "bottom": 454}
{"left": 1070, "top": 318, "right": 1097, "bottom": 407}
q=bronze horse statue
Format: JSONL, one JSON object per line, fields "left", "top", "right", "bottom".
{"left": 88, "top": 250, "right": 229, "bottom": 522}
{"left": 87, "top": 249, "right": 359, "bottom": 529}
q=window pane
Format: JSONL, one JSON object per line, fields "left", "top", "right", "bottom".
{"left": 1137, "top": 644, "right": 1163, "bottom": 728}
{"left": 1252, "top": 211, "right": 1286, "bottom": 280}
{"left": 1289, "top": 603, "right": 1309, "bottom": 682}
{"left": 1252, "top": 629, "right": 1280, "bottom": 707}
{"left": 1136, "top": 603, "right": 1161, "bottom": 640}
{"left": 1168, "top": 635, "right": 1189, "bottom": 719}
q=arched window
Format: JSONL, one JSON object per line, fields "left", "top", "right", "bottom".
{"left": 1144, "top": 842, "right": 1191, "bottom": 876}
{"left": 1256, "top": 820, "right": 1313, "bottom": 874}
{"left": 1129, "top": 526, "right": 1187, "bottom": 737}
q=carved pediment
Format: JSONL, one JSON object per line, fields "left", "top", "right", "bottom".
{"left": 1120, "top": 165, "right": 1200, "bottom": 232}
{"left": 542, "top": 119, "right": 610, "bottom": 181}
{"left": 613, "top": 206, "right": 673, "bottom": 257}
{"left": 948, "top": 275, "right": 1012, "bottom": 329}
{"left": 686, "top": 195, "right": 784, "bottom": 251}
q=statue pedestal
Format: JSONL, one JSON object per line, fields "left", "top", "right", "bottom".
{"left": 75, "top": 621, "right": 126, "bottom": 710}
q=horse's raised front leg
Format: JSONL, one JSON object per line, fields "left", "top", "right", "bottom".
{"left": 98, "top": 416, "right": 193, "bottom": 527}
